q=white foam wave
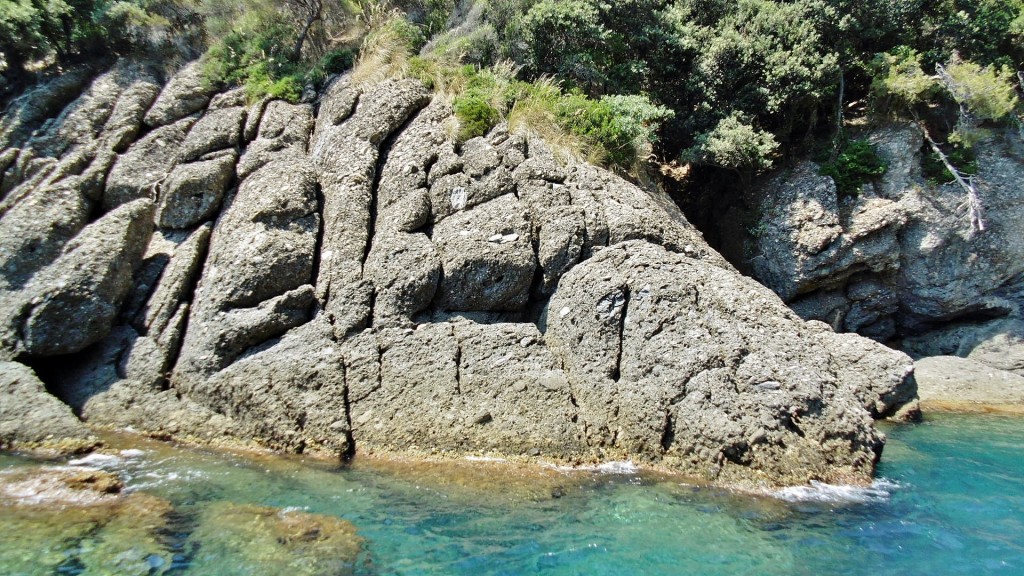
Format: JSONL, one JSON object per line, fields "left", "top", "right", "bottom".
{"left": 545, "top": 460, "right": 640, "bottom": 474}
{"left": 773, "top": 478, "right": 899, "bottom": 504}
{"left": 463, "top": 456, "right": 508, "bottom": 463}
{"left": 68, "top": 453, "right": 123, "bottom": 467}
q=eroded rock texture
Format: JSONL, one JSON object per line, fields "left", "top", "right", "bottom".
{"left": 0, "top": 62, "right": 918, "bottom": 488}
{"left": 747, "top": 123, "right": 1024, "bottom": 374}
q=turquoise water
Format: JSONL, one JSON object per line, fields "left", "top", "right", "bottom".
{"left": 1, "top": 413, "right": 1022, "bottom": 575}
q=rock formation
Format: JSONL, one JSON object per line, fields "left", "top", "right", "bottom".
{"left": 746, "top": 123, "right": 1024, "bottom": 375}
{"left": 0, "top": 61, "right": 918, "bottom": 488}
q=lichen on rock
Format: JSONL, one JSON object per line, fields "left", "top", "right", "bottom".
{"left": 0, "top": 61, "right": 922, "bottom": 488}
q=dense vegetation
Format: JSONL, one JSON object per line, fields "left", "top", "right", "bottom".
{"left": 2, "top": 0, "right": 1021, "bottom": 179}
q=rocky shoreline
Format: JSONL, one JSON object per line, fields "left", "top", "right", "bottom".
{"left": 0, "top": 59, "right": 929, "bottom": 488}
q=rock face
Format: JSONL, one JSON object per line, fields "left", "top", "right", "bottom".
{"left": 914, "top": 355, "right": 1024, "bottom": 412}
{"left": 0, "top": 61, "right": 919, "bottom": 488}
{"left": 0, "top": 361, "right": 98, "bottom": 453}
{"left": 746, "top": 124, "right": 1024, "bottom": 367}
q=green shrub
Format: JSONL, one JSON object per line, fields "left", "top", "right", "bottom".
{"left": 681, "top": 113, "right": 779, "bottom": 174}
{"left": 819, "top": 140, "right": 888, "bottom": 198}
{"left": 307, "top": 47, "right": 356, "bottom": 84}
{"left": 454, "top": 93, "right": 500, "bottom": 140}
{"left": 868, "top": 47, "right": 939, "bottom": 113}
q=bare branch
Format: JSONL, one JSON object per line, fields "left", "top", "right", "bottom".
{"left": 916, "top": 120, "right": 986, "bottom": 234}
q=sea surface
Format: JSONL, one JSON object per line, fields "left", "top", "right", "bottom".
{"left": 1, "top": 413, "right": 1022, "bottom": 575}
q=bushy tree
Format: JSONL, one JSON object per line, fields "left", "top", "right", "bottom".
{"left": 682, "top": 113, "right": 779, "bottom": 175}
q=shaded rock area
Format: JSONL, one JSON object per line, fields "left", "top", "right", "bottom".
{"left": 744, "top": 123, "right": 1024, "bottom": 376}
{"left": 0, "top": 361, "right": 98, "bottom": 453}
{"left": 0, "top": 60, "right": 919, "bottom": 488}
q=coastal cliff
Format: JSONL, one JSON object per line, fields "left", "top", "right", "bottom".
{"left": 0, "top": 61, "right": 918, "bottom": 488}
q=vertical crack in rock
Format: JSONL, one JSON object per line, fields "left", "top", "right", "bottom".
{"left": 159, "top": 228, "right": 214, "bottom": 390}
{"left": 311, "top": 79, "right": 430, "bottom": 338}
{"left": 660, "top": 410, "right": 675, "bottom": 452}
{"left": 310, "top": 181, "right": 327, "bottom": 317}
{"left": 612, "top": 285, "right": 630, "bottom": 383}
{"left": 454, "top": 339, "right": 462, "bottom": 395}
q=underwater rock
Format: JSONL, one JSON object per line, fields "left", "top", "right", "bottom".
{"left": 187, "top": 502, "right": 363, "bottom": 576}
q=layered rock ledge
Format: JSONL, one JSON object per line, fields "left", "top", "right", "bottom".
{"left": 0, "top": 61, "right": 917, "bottom": 487}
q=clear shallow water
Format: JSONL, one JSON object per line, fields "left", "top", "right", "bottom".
{"left": 1, "top": 413, "right": 1022, "bottom": 575}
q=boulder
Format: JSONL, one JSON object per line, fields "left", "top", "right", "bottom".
{"left": 155, "top": 153, "right": 236, "bottom": 228}
{"left": 545, "top": 240, "right": 916, "bottom": 486}
{"left": 1, "top": 199, "right": 155, "bottom": 358}
{"left": 747, "top": 125, "right": 1024, "bottom": 342}
{"left": 310, "top": 78, "right": 431, "bottom": 338}
{"left": 25, "top": 61, "right": 160, "bottom": 158}
{"left": 174, "top": 159, "right": 318, "bottom": 379}
{"left": 187, "top": 320, "right": 349, "bottom": 454}
{"left": 143, "top": 61, "right": 217, "bottom": 127}
{"left": 237, "top": 101, "right": 314, "bottom": 179}
{"left": 104, "top": 115, "right": 195, "bottom": 210}
{"left": 901, "top": 317, "right": 1024, "bottom": 376}
{"left": 750, "top": 162, "right": 906, "bottom": 302}
{"left": 914, "top": 355, "right": 1024, "bottom": 412}
{"left": 364, "top": 231, "right": 440, "bottom": 327}
{"left": 178, "top": 105, "right": 245, "bottom": 162}
{"left": 0, "top": 179, "right": 91, "bottom": 291}
{"left": 0, "top": 361, "right": 97, "bottom": 453}
{"left": 432, "top": 194, "right": 536, "bottom": 311}
{"left": 0, "top": 67, "right": 94, "bottom": 149}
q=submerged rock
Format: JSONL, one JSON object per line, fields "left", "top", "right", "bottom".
{"left": 187, "top": 502, "right": 363, "bottom": 576}
{"left": 0, "top": 465, "right": 174, "bottom": 576}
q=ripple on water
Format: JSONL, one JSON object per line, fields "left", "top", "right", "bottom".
{"left": 0, "top": 413, "right": 1022, "bottom": 575}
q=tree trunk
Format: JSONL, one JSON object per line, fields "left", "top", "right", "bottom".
{"left": 917, "top": 121, "right": 986, "bottom": 234}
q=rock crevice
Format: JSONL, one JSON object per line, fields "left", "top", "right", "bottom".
{"left": 0, "top": 61, "right": 918, "bottom": 487}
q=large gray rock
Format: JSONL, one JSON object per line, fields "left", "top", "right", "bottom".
{"left": 104, "top": 116, "right": 195, "bottom": 210}
{"left": 178, "top": 106, "right": 245, "bottom": 162}
{"left": 189, "top": 319, "right": 349, "bottom": 454}
{"left": 0, "top": 199, "right": 155, "bottom": 358}
{"left": 914, "top": 355, "right": 1024, "bottom": 411}
{"left": 545, "top": 240, "right": 916, "bottom": 486}
{"left": 748, "top": 125, "right": 1024, "bottom": 345}
{"left": 237, "top": 101, "right": 314, "bottom": 179}
{"left": 0, "top": 68, "right": 94, "bottom": 150}
{"left": 25, "top": 61, "right": 160, "bottom": 158}
{"left": 143, "top": 61, "right": 218, "bottom": 127}
{"left": 0, "top": 76, "right": 929, "bottom": 488}
{"left": 902, "top": 317, "right": 1024, "bottom": 376}
{"left": 0, "top": 361, "right": 97, "bottom": 453}
{"left": 173, "top": 159, "right": 318, "bottom": 381}
{"left": 0, "top": 179, "right": 91, "bottom": 291}
{"left": 750, "top": 162, "right": 906, "bottom": 302}
{"left": 892, "top": 134, "right": 1024, "bottom": 330}
{"left": 348, "top": 322, "right": 582, "bottom": 457}
{"left": 364, "top": 231, "right": 440, "bottom": 327}
{"left": 310, "top": 78, "right": 431, "bottom": 338}
{"left": 155, "top": 154, "right": 235, "bottom": 228}
{"left": 432, "top": 194, "right": 536, "bottom": 311}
